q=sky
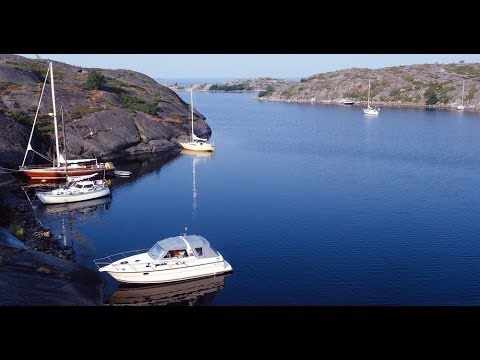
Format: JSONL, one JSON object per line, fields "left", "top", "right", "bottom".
{"left": 21, "top": 54, "right": 480, "bottom": 79}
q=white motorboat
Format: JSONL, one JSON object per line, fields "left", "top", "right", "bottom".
{"left": 36, "top": 174, "right": 110, "bottom": 204}
{"left": 179, "top": 90, "right": 214, "bottom": 152}
{"left": 94, "top": 234, "right": 232, "bottom": 284}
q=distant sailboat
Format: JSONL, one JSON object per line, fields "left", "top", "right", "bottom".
{"left": 457, "top": 80, "right": 465, "bottom": 111}
{"left": 363, "top": 79, "right": 380, "bottom": 115}
{"left": 179, "top": 90, "right": 214, "bottom": 152}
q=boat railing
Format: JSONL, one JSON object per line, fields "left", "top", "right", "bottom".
{"left": 19, "top": 164, "right": 60, "bottom": 170}
{"left": 93, "top": 249, "right": 148, "bottom": 270}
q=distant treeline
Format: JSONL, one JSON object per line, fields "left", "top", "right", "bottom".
{"left": 210, "top": 83, "right": 253, "bottom": 92}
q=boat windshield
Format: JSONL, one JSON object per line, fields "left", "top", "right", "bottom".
{"left": 147, "top": 242, "right": 163, "bottom": 259}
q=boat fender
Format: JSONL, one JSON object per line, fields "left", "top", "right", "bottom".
{"left": 105, "top": 162, "right": 111, "bottom": 170}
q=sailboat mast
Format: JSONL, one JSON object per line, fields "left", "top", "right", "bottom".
{"left": 368, "top": 79, "right": 371, "bottom": 108}
{"left": 190, "top": 89, "right": 194, "bottom": 142}
{"left": 462, "top": 80, "right": 465, "bottom": 105}
{"left": 49, "top": 62, "right": 61, "bottom": 168}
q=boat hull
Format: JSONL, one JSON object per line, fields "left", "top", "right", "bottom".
{"left": 363, "top": 108, "right": 379, "bottom": 115}
{"left": 102, "top": 260, "right": 232, "bottom": 284}
{"left": 37, "top": 187, "right": 110, "bottom": 204}
{"left": 19, "top": 166, "right": 115, "bottom": 180}
{"left": 179, "top": 141, "right": 214, "bottom": 152}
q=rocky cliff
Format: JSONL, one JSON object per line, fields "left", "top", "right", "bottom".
{"left": 256, "top": 63, "right": 480, "bottom": 110}
{"left": 0, "top": 54, "right": 212, "bottom": 168}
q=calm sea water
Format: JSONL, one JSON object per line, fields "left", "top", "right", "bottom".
{"left": 33, "top": 93, "right": 480, "bottom": 305}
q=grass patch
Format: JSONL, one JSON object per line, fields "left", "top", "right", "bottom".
{"left": 116, "top": 93, "right": 158, "bottom": 115}
{"left": 210, "top": 83, "right": 252, "bottom": 91}
{"left": 258, "top": 85, "right": 275, "bottom": 97}
{"left": 0, "top": 82, "right": 21, "bottom": 94}
{"left": 466, "top": 85, "right": 477, "bottom": 103}
{"left": 280, "top": 85, "right": 296, "bottom": 99}
{"left": 445, "top": 64, "right": 480, "bottom": 78}
{"left": 64, "top": 106, "right": 99, "bottom": 120}
{"left": 344, "top": 89, "right": 367, "bottom": 100}
{"left": 6, "top": 60, "right": 48, "bottom": 82}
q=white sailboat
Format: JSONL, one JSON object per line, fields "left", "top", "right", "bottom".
{"left": 457, "top": 80, "right": 465, "bottom": 111}
{"left": 35, "top": 173, "right": 110, "bottom": 204}
{"left": 179, "top": 90, "right": 214, "bottom": 152}
{"left": 363, "top": 79, "right": 380, "bottom": 115}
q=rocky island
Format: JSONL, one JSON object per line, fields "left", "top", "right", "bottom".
{"left": 0, "top": 54, "right": 214, "bottom": 305}
{"left": 256, "top": 63, "right": 480, "bottom": 110}
{"left": 165, "top": 62, "right": 480, "bottom": 111}
{"left": 164, "top": 77, "right": 294, "bottom": 93}
{"left": 0, "top": 54, "right": 212, "bottom": 170}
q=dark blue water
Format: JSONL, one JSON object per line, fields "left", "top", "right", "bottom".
{"left": 35, "top": 93, "right": 480, "bottom": 305}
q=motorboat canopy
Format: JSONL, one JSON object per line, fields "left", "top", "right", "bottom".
{"left": 147, "top": 235, "right": 218, "bottom": 260}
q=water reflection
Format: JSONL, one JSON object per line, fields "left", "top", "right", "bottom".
{"left": 108, "top": 274, "right": 229, "bottom": 306}
{"left": 180, "top": 150, "right": 214, "bottom": 217}
{"left": 107, "top": 151, "right": 181, "bottom": 189}
{"left": 39, "top": 196, "right": 111, "bottom": 216}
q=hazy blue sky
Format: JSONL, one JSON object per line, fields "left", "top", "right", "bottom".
{"left": 22, "top": 54, "right": 480, "bottom": 79}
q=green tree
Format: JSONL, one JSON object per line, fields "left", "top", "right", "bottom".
{"left": 258, "top": 85, "right": 275, "bottom": 97}
{"left": 424, "top": 87, "right": 439, "bottom": 105}
{"left": 85, "top": 70, "right": 106, "bottom": 90}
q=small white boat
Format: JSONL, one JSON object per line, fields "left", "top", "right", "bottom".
{"left": 36, "top": 174, "right": 110, "bottom": 204}
{"left": 114, "top": 170, "right": 132, "bottom": 177}
{"left": 343, "top": 99, "right": 355, "bottom": 105}
{"left": 179, "top": 90, "right": 214, "bottom": 152}
{"left": 363, "top": 107, "right": 379, "bottom": 115}
{"left": 362, "top": 79, "right": 380, "bottom": 115}
{"left": 94, "top": 234, "right": 232, "bottom": 284}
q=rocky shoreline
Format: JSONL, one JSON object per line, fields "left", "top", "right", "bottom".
{"left": 0, "top": 174, "right": 73, "bottom": 260}
{"left": 0, "top": 173, "right": 105, "bottom": 305}
{"left": 256, "top": 97, "right": 478, "bottom": 111}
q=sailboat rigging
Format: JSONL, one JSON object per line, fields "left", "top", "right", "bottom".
{"left": 457, "top": 80, "right": 465, "bottom": 111}
{"left": 362, "top": 79, "right": 380, "bottom": 115}
{"left": 179, "top": 90, "right": 214, "bottom": 152}
{"left": 19, "top": 61, "right": 115, "bottom": 179}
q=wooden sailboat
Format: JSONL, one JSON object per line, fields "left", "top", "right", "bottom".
{"left": 457, "top": 80, "right": 465, "bottom": 111}
{"left": 18, "top": 62, "right": 115, "bottom": 179}
{"left": 362, "top": 79, "right": 380, "bottom": 115}
{"left": 179, "top": 90, "right": 214, "bottom": 152}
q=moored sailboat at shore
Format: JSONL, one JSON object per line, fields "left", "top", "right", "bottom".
{"left": 35, "top": 173, "right": 110, "bottom": 205}
{"left": 362, "top": 79, "right": 380, "bottom": 115}
{"left": 179, "top": 90, "right": 214, "bottom": 152}
{"left": 18, "top": 61, "right": 115, "bottom": 180}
